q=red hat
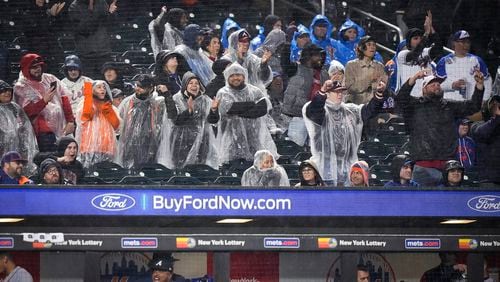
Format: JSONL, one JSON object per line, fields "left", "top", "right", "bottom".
{"left": 20, "top": 53, "right": 45, "bottom": 81}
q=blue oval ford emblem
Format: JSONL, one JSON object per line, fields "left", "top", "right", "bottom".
{"left": 467, "top": 195, "right": 500, "bottom": 213}
{"left": 91, "top": 193, "right": 136, "bottom": 211}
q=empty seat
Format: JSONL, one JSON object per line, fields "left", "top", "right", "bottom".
{"left": 90, "top": 161, "right": 129, "bottom": 183}
{"left": 180, "top": 164, "right": 220, "bottom": 183}
{"left": 212, "top": 176, "right": 242, "bottom": 186}
{"left": 165, "top": 176, "right": 203, "bottom": 186}
{"left": 276, "top": 139, "right": 305, "bottom": 157}
{"left": 221, "top": 158, "right": 253, "bottom": 177}
{"left": 294, "top": 151, "right": 312, "bottom": 163}
{"left": 79, "top": 176, "right": 107, "bottom": 185}
{"left": 134, "top": 163, "right": 174, "bottom": 182}
{"left": 281, "top": 164, "right": 300, "bottom": 179}
{"left": 118, "top": 175, "right": 155, "bottom": 185}
{"left": 358, "top": 141, "right": 393, "bottom": 161}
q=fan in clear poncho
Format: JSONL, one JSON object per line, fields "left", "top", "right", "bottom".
{"left": 215, "top": 63, "right": 278, "bottom": 164}
{"left": 116, "top": 74, "right": 165, "bottom": 169}
{"left": 174, "top": 24, "right": 215, "bottom": 87}
{"left": 157, "top": 72, "right": 220, "bottom": 170}
{"left": 303, "top": 80, "right": 384, "bottom": 186}
{"left": 75, "top": 80, "right": 120, "bottom": 169}
{"left": 0, "top": 80, "right": 38, "bottom": 175}
{"left": 14, "top": 53, "right": 75, "bottom": 152}
{"left": 221, "top": 29, "right": 273, "bottom": 93}
{"left": 241, "top": 150, "right": 290, "bottom": 187}
{"left": 254, "top": 29, "right": 287, "bottom": 74}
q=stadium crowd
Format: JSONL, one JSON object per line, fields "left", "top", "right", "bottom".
{"left": 0, "top": 0, "right": 499, "bottom": 187}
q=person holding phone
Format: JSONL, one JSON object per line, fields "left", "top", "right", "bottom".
{"left": 14, "top": 53, "right": 75, "bottom": 152}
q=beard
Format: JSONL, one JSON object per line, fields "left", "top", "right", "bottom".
{"left": 229, "top": 82, "right": 246, "bottom": 90}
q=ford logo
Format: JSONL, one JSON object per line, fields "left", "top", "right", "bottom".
{"left": 467, "top": 195, "right": 500, "bottom": 213}
{"left": 91, "top": 193, "right": 136, "bottom": 211}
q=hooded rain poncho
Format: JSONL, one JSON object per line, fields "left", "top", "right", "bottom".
{"left": 157, "top": 72, "right": 219, "bottom": 169}
{"left": 14, "top": 55, "right": 73, "bottom": 138}
{"left": 303, "top": 99, "right": 364, "bottom": 185}
{"left": 290, "top": 24, "right": 310, "bottom": 63}
{"left": 221, "top": 29, "right": 273, "bottom": 93}
{"left": 254, "top": 29, "right": 287, "bottom": 74}
{"left": 75, "top": 80, "right": 120, "bottom": 168}
{"left": 241, "top": 150, "right": 290, "bottom": 186}
{"left": 116, "top": 88, "right": 165, "bottom": 169}
{"left": 0, "top": 91, "right": 39, "bottom": 174}
{"left": 215, "top": 63, "right": 277, "bottom": 164}
{"left": 174, "top": 24, "right": 215, "bottom": 87}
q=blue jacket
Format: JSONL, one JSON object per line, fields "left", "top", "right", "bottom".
{"left": 290, "top": 24, "right": 310, "bottom": 63}
{"left": 335, "top": 18, "right": 383, "bottom": 65}
{"left": 221, "top": 18, "right": 240, "bottom": 49}
{"left": 384, "top": 180, "right": 420, "bottom": 187}
{"left": 250, "top": 26, "right": 266, "bottom": 51}
{"left": 309, "top": 15, "right": 338, "bottom": 66}
{"left": 0, "top": 169, "right": 20, "bottom": 185}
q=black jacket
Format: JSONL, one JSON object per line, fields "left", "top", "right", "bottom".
{"left": 396, "top": 81, "right": 484, "bottom": 161}
{"left": 471, "top": 115, "right": 500, "bottom": 183}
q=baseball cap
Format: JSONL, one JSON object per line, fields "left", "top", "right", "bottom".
{"left": 1, "top": 151, "right": 27, "bottom": 166}
{"left": 459, "top": 118, "right": 473, "bottom": 125}
{"left": 330, "top": 80, "right": 347, "bottom": 92}
{"left": 135, "top": 74, "right": 155, "bottom": 88}
{"left": 453, "top": 30, "right": 470, "bottom": 41}
{"left": 238, "top": 30, "right": 251, "bottom": 43}
{"left": 148, "top": 253, "right": 179, "bottom": 272}
{"left": 422, "top": 75, "right": 443, "bottom": 88}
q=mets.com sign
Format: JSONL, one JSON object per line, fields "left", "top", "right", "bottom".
{"left": 467, "top": 195, "right": 500, "bottom": 213}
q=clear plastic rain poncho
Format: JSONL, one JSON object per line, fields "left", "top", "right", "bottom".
{"left": 221, "top": 29, "right": 273, "bottom": 93}
{"left": 215, "top": 63, "right": 277, "bottom": 164}
{"left": 0, "top": 101, "right": 39, "bottom": 174}
{"left": 174, "top": 24, "right": 215, "bottom": 87}
{"left": 14, "top": 72, "right": 71, "bottom": 138}
{"left": 254, "top": 29, "right": 287, "bottom": 74}
{"left": 157, "top": 72, "right": 219, "bottom": 170}
{"left": 302, "top": 100, "right": 364, "bottom": 185}
{"left": 115, "top": 89, "right": 165, "bottom": 169}
{"left": 75, "top": 80, "right": 120, "bottom": 168}
{"left": 241, "top": 150, "right": 290, "bottom": 187}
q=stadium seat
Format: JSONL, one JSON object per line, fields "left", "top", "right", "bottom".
{"left": 164, "top": 176, "right": 203, "bottom": 186}
{"left": 358, "top": 141, "right": 393, "bottom": 161}
{"left": 212, "top": 176, "right": 242, "bottom": 186}
{"left": 134, "top": 163, "right": 174, "bottom": 183}
{"left": 220, "top": 158, "right": 253, "bottom": 177}
{"left": 276, "top": 155, "right": 292, "bottom": 165}
{"left": 79, "top": 176, "right": 107, "bottom": 185}
{"left": 120, "top": 50, "right": 154, "bottom": 67}
{"left": 294, "top": 152, "right": 312, "bottom": 163}
{"left": 370, "top": 164, "right": 393, "bottom": 183}
{"left": 117, "top": 175, "right": 155, "bottom": 185}
{"left": 180, "top": 164, "right": 220, "bottom": 183}
{"left": 90, "top": 161, "right": 129, "bottom": 183}
{"left": 373, "top": 133, "right": 409, "bottom": 151}
{"left": 276, "top": 139, "right": 305, "bottom": 157}
{"left": 281, "top": 164, "right": 300, "bottom": 179}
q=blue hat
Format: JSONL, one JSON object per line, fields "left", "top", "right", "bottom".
{"left": 63, "top": 55, "right": 82, "bottom": 70}
{"left": 453, "top": 30, "right": 470, "bottom": 41}
{"left": 1, "top": 151, "right": 27, "bottom": 166}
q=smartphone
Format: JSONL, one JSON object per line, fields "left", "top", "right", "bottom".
{"left": 50, "top": 81, "right": 57, "bottom": 90}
